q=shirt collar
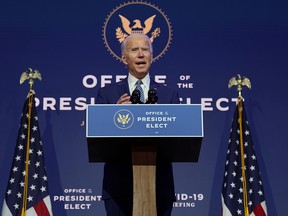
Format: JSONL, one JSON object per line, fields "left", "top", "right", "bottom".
{"left": 128, "top": 73, "right": 150, "bottom": 94}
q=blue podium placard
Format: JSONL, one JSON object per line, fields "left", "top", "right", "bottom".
{"left": 86, "top": 104, "right": 203, "bottom": 138}
{"left": 86, "top": 104, "right": 204, "bottom": 162}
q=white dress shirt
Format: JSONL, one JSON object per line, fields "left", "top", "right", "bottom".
{"left": 128, "top": 73, "right": 150, "bottom": 103}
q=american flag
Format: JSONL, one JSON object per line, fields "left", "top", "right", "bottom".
{"left": 222, "top": 101, "right": 267, "bottom": 216}
{"left": 2, "top": 93, "right": 53, "bottom": 216}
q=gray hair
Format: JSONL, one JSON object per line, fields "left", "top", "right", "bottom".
{"left": 121, "top": 33, "right": 153, "bottom": 54}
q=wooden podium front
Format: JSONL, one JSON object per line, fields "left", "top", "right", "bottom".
{"left": 86, "top": 104, "right": 203, "bottom": 215}
{"left": 131, "top": 145, "right": 157, "bottom": 216}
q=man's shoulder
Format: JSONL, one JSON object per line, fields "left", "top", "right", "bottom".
{"left": 100, "top": 78, "right": 127, "bottom": 90}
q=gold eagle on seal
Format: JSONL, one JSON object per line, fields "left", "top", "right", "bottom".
{"left": 116, "top": 14, "right": 160, "bottom": 43}
{"left": 117, "top": 113, "right": 131, "bottom": 125}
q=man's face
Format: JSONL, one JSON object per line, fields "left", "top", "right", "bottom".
{"left": 122, "top": 35, "right": 153, "bottom": 79}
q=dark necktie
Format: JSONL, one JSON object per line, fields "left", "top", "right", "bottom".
{"left": 135, "top": 80, "right": 144, "bottom": 103}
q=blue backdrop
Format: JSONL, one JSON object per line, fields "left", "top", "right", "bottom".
{"left": 1, "top": 0, "right": 287, "bottom": 215}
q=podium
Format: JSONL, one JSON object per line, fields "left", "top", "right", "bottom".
{"left": 86, "top": 104, "right": 203, "bottom": 215}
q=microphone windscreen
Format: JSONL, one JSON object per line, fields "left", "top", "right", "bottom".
{"left": 130, "top": 89, "right": 141, "bottom": 104}
{"left": 147, "top": 88, "right": 158, "bottom": 104}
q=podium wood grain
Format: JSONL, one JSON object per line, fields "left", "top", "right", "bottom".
{"left": 132, "top": 146, "right": 157, "bottom": 216}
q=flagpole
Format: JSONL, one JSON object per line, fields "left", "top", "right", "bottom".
{"left": 228, "top": 74, "right": 252, "bottom": 216}
{"left": 237, "top": 97, "right": 250, "bottom": 216}
{"left": 21, "top": 91, "right": 33, "bottom": 216}
{"left": 19, "top": 68, "right": 42, "bottom": 216}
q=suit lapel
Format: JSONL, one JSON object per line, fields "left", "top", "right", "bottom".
{"left": 116, "top": 78, "right": 130, "bottom": 95}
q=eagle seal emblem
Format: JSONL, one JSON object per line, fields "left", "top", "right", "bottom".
{"left": 103, "top": 1, "right": 172, "bottom": 62}
{"left": 114, "top": 109, "right": 134, "bottom": 129}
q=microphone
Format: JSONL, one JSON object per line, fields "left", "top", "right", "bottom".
{"left": 146, "top": 88, "right": 158, "bottom": 104}
{"left": 130, "top": 89, "right": 142, "bottom": 104}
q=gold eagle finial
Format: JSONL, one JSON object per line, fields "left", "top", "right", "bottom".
{"left": 20, "top": 68, "right": 42, "bottom": 90}
{"left": 228, "top": 74, "right": 251, "bottom": 96}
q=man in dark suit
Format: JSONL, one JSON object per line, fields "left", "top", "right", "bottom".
{"left": 96, "top": 33, "right": 180, "bottom": 216}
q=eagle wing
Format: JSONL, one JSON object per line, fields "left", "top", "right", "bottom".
{"left": 143, "top": 15, "right": 156, "bottom": 34}
{"left": 20, "top": 72, "right": 28, "bottom": 84}
{"left": 228, "top": 76, "right": 238, "bottom": 88}
{"left": 33, "top": 69, "right": 42, "bottom": 81}
{"left": 242, "top": 77, "right": 251, "bottom": 89}
{"left": 119, "top": 14, "right": 132, "bottom": 34}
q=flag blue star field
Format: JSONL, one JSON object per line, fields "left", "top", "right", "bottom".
{"left": 221, "top": 102, "right": 267, "bottom": 216}
{"left": 2, "top": 93, "right": 53, "bottom": 216}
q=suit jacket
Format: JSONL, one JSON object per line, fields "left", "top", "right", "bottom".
{"left": 95, "top": 78, "right": 180, "bottom": 203}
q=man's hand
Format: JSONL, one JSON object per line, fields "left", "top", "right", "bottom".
{"left": 117, "top": 93, "right": 131, "bottom": 104}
